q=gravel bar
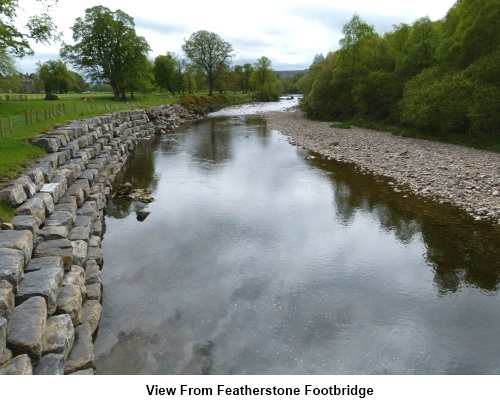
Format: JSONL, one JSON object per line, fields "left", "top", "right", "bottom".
{"left": 263, "top": 109, "right": 500, "bottom": 225}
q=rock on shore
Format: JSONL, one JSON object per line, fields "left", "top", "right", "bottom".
{"left": 263, "top": 110, "right": 500, "bottom": 224}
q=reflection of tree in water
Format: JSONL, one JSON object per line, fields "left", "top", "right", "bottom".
{"left": 189, "top": 118, "right": 234, "bottom": 164}
{"left": 309, "top": 156, "right": 500, "bottom": 294}
{"left": 106, "top": 140, "right": 159, "bottom": 219}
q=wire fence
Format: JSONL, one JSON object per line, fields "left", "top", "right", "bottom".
{"left": 0, "top": 98, "right": 149, "bottom": 137}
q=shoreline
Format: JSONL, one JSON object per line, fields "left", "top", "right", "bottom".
{"left": 263, "top": 109, "right": 500, "bottom": 225}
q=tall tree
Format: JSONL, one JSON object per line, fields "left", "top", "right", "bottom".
{"left": 249, "top": 56, "right": 283, "bottom": 101}
{"left": 0, "top": 0, "right": 59, "bottom": 57}
{"left": 60, "top": 6, "right": 151, "bottom": 100}
{"left": 37, "top": 59, "right": 73, "bottom": 100}
{"left": 182, "top": 30, "right": 234, "bottom": 96}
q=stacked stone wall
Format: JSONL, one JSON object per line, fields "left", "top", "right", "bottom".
{"left": 0, "top": 104, "right": 197, "bottom": 374}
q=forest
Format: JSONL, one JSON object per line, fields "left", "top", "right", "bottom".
{"left": 297, "top": 0, "right": 500, "bottom": 139}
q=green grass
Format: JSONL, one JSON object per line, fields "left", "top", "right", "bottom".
{"left": 331, "top": 118, "right": 500, "bottom": 153}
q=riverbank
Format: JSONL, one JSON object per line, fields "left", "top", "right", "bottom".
{"left": 0, "top": 103, "right": 199, "bottom": 374}
{"left": 263, "top": 109, "right": 500, "bottom": 224}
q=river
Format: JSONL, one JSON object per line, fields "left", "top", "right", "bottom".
{"left": 93, "top": 100, "right": 500, "bottom": 374}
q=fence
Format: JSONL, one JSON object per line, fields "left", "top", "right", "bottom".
{"left": 0, "top": 100, "right": 145, "bottom": 137}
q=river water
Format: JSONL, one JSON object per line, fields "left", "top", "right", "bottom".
{"left": 93, "top": 100, "right": 500, "bottom": 375}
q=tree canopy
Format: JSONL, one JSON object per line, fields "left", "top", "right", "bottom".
{"left": 182, "top": 30, "right": 234, "bottom": 96}
{"left": 249, "top": 56, "right": 283, "bottom": 101}
{"left": 37, "top": 59, "right": 72, "bottom": 99}
{"left": 60, "top": 6, "right": 151, "bottom": 100}
{"left": 299, "top": 0, "right": 500, "bottom": 139}
{"left": 0, "top": 0, "right": 59, "bottom": 57}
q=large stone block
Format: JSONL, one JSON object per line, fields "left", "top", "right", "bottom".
{"left": 16, "top": 266, "right": 64, "bottom": 315}
{"left": 34, "top": 192, "right": 55, "bottom": 216}
{"left": 64, "top": 323, "right": 94, "bottom": 374}
{"left": 34, "top": 353, "right": 65, "bottom": 375}
{"left": 85, "top": 263, "right": 101, "bottom": 286}
{"left": 32, "top": 137, "right": 59, "bottom": 153}
{"left": 0, "top": 281, "right": 15, "bottom": 319}
{"left": 0, "top": 347, "right": 12, "bottom": 366}
{"left": 0, "top": 230, "right": 33, "bottom": 265}
{"left": 25, "top": 256, "right": 64, "bottom": 274}
{"left": 57, "top": 285, "right": 82, "bottom": 326}
{"left": 32, "top": 161, "right": 55, "bottom": 183}
{"left": 15, "top": 197, "right": 46, "bottom": 227}
{"left": 39, "top": 225, "right": 69, "bottom": 241}
{"left": 44, "top": 210, "right": 74, "bottom": 228}
{"left": 0, "top": 248, "right": 25, "bottom": 292}
{"left": 62, "top": 266, "right": 86, "bottom": 297}
{"left": 71, "top": 240, "right": 88, "bottom": 268}
{"left": 69, "top": 226, "right": 91, "bottom": 243}
{"left": 0, "top": 184, "right": 28, "bottom": 206}
{"left": 40, "top": 178, "right": 67, "bottom": 204}
{"left": 77, "top": 201, "right": 98, "bottom": 221}
{"left": 84, "top": 283, "right": 102, "bottom": 302}
{"left": 7, "top": 297, "right": 47, "bottom": 360}
{"left": 35, "top": 239, "right": 73, "bottom": 270}
{"left": 43, "top": 314, "right": 74, "bottom": 359}
{"left": 0, "top": 354, "right": 33, "bottom": 375}
{"left": 81, "top": 300, "right": 101, "bottom": 335}
{"left": 13, "top": 175, "right": 37, "bottom": 198}
{"left": 11, "top": 215, "right": 40, "bottom": 237}
{"left": 24, "top": 167, "right": 46, "bottom": 192}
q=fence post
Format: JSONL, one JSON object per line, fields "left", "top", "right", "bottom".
{"left": 25, "top": 111, "right": 29, "bottom": 127}
{"left": 30, "top": 110, "right": 33, "bottom": 125}
{"left": 8, "top": 116, "right": 13, "bottom": 133}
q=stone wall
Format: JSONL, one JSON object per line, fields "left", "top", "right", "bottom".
{"left": 0, "top": 104, "right": 198, "bottom": 374}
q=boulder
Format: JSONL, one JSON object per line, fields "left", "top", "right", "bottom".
{"left": 0, "top": 347, "right": 12, "bottom": 366}
{"left": 81, "top": 300, "right": 102, "bottom": 335}
{"left": 0, "top": 230, "right": 34, "bottom": 265}
{"left": 11, "top": 215, "right": 40, "bottom": 237}
{"left": 15, "top": 198, "right": 46, "bottom": 227}
{"left": 0, "top": 248, "right": 25, "bottom": 292}
{"left": 68, "top": 368, "right": 95, "bottom": 375}
{"left": 85, "top": 283, "right": 102, "bottom": 302}
{"left": 0, "top": 184, "right": 28, "bottom": 206}
{"left": 0, "top": 280, "right": 15, "bottom": 319}
{"left": 35, "top": 239, "right": 73, "bottom": 270}
{"left": 43, "top": 314, "right": 74, "bottom": 359}
{"left": 62, "top": 266, "right": 86, "bottom": 297}
{"left": 34, "top": 353, "right": 65, "bottom": 375}
{"left": 16, "top": 266, "right": 64, "bottom": 315}
{"left": 44, "top": 210, "right": 74, "bottom": 228}
{"left": 0, "top": 354, "right": 33, "bottom": 375}
{"left": 39, "top": 225, "right": 69, "bottom": 241}
{"left": 71, "top": 240, "right": 88, "bottom": 268}
{"left": 7, "top": 297, "right": 47, "bottom": 360}
{"left": 25, "top": 256, "right": 64, "bottom": 274}
{"left": 64, "top": 323, "right": 95, "bottom": 374}
{"left": 57, "top": 285, "right": 82, "bottom": 326}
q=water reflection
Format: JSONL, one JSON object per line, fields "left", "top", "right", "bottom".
{"left": 95, "top": 114, "right": 500, "bottom": 375}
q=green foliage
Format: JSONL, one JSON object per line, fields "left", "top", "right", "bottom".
{"left": 0, "top": 0, "right": 59, "bottom": 57}
{"left": 182, "top": 30, "right": 234, "bottom": 96}
{"left": 301, "top": 1, "right": 500, "bottom": 139}
{"left": 60, "top": 6, "right": 151, "bottom": 100}
{"left": 249, "top": 56, "right": 283, "bottom": 101}
{"left": 37, "top": 59, "right": 73, "bottom": 98}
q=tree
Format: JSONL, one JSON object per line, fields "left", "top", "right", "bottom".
{"left": 249, "top": 56, "right": 283, "bottom": 101}
{"left": 60, "top": 6, "right": 151, "bottom": 100}
{"left": 37, "top": 59, "right": 73, "bottom": 100}
{"left": 0, "top": 0, "right": 59, "bottom": 57}
{"left": 182, "top": 30, "right": 234, "bottom": 96}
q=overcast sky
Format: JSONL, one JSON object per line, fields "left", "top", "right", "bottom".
{"left": 16, "top": 0, "right": 457, "bottom": 74}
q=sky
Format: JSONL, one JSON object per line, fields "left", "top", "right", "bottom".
{"left": 15, "top": 0, "right": 457, "bottom": 74}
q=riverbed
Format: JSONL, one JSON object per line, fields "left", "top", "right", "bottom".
{"left": 93, "top": 100, "right": 500, "bottom": 374}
